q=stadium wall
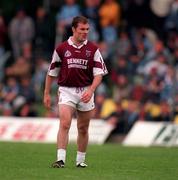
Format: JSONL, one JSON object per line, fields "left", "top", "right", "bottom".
{"left": 1, "top": 117, "right": 178, "bottom": 147}
{"left": 123, "top": 121, "right": 178, "bottom": 147}
{"left": 0, "top": 117, "right": 114, "bottom": 144}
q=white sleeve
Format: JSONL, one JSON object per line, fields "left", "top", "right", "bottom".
{"left": 48, "top": 50, "right": 61, "bottom": 77}
{"left": 93, "top": 49, "right": 108, "bottom": 76}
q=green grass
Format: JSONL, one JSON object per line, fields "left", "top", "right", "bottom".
{"left": 0, "top": 142, "right": 178, "bottom": 180}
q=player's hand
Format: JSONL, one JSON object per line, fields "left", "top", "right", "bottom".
{"left": 43, "top": 93, "right": 51, "bottom": 109}
{"left": 81, "top": 88, "right": 93, "bottom": 103}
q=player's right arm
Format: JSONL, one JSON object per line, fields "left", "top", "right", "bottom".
{"left": 43, "top": 49, "right": 61, "bottom": 109}
{"left": 43, "top": 75, "right": 56, "bottom": 109}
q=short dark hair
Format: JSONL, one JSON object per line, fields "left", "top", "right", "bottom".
{"left": 72, "top": 16, "right": 89, "bottom": 28}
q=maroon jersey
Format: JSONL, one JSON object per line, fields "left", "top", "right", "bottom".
{"left": 48, "top": 38, "right": 108, "bottom": 87}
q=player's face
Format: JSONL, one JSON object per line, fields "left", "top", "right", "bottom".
{"left": 73, "top": 23, "right": 89, "bottom": 43}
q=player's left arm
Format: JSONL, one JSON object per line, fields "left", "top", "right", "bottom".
{"left": 81, "top": 49, "right": 108, "bottom": 103}
{"left": 81, "top": 75, "right": 102, "bottom": 103}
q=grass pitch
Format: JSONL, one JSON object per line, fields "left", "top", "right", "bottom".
{"left": 0, "top": 142, "right": 178, "bottom": 180}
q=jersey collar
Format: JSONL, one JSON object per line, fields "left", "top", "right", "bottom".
{"left": 68, "top": 37, "right": 88, "bottom": 49}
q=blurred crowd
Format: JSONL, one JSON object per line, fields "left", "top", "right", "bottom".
{"left": 0, "top": 0, "right": 178, "bottom": 135}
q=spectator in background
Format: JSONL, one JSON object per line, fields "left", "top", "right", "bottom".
{"left": 94, "top": 92, "right": 107, "bottom": 118}
{"left": 14, "top": 76, "right": 37, "bottom": 117}
{"left": 172, "top": 47, "right": 178, "bottom": 66}
{"left": 144, "top": 100, "right": 172, "bottom": 122}
{"left": 146, "top": 75, "right": 163, "bottom": 101}
{"left": 112, "top": 56, "right": 131, "bottom": 102}
{"left": 34, "top": 7, "right": 55, "bottom": 59}
{"left": 167, "top": 31, "right": 178, "bottom": 52}
{"left": 159, "top": 101, "right": 172, "bottom": 121}
{"left": 141, "top": 54, "right": 168, "bottom": 78}
{"left": 112, "top": 74, "right": 132, "bottom": 102}
{"left": 1, "top": 77, "right": 19, "bottom": 116}
{"left": 21, "top": 42, "right": 33, "bottom": 61}
{"left": 5, "top": 56, "right": 31, "bottom": 79}
{"left": 150, "top": 0, "right": 174, "bottom": 40}
{"left": 0, "top": 15, "right": 7, "bottom": 56}
{"left": 124, "top": 100, "right": 140, "bottom": 131}
{"left": 164, "top": 0, "right": 178, "bottom": 33}
{"left": 112, "top": 56, "right": 129, "bottom": 77}
{"left": 173, "top": 94, "right": 178, "bottom": 123}
{"left": 83, "top": 0, "right": 101, "bottom": 27}
{"left": 138, "top": 39, "right": 170, "bottom": 70}
{"left": 32, "top": 57, "right": 49, "bottom": 100}
{"left": 124, "top": 0, "right": 151, "bottom": 29}
{"left": 0, "top": 82, "right": 3, "bottom": 112}
{"left": 130, "top": 76, "right": 146, "bottom": 103}
{"left": 0, "top": 15, "right": 10, "bottom": 82}
{"left": 99, "top": 0, "right": 121, "bottom": 44}
{"left": 161, "top": 65, "right": 175, "bottom": 102}
{"left": 14, "top": 102, "right": 37, "bottom": 117}
{"left": 105, "top": 101, "right": 127, "bottom": 134}
{"left": 18, "top": 76, "right": 36, "bottom": 104}
{"left": 82, "top": 0, "right": 101, "bottom": 42}
{"left": 115, "top": 31, "right": 131, "bottom": 57}
{"left": 8, "top": 7, "right": 35, "bottom": 58}
{"left": 99, "top": 97, "right": 117, "bottom": 119}
{"left": 127, "top": 54, "right": 142, "bottom": 78}
{"left": 55, "top": 0, "right": 81, "bottom": 44}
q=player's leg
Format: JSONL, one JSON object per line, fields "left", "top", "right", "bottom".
{"left": 57, "top": 104, "right": 75, "bottom": 149}
{"left": 52, "top": 104, "right": 75, "bottom": 168}
{"left": 76, "top": 109, "right": 94, "bottom": 167}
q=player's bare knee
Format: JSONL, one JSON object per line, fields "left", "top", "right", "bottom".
{"left": 60, "top": 122, "right": 71, "bottom": 131}
{"left": 78, "top": 125, "right": 88, "bottom": 135}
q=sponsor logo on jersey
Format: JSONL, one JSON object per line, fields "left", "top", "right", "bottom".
{"left": 67, "top": 58, "right": 88, "bottom": 69}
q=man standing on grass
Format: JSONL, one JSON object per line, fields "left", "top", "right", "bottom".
{"left": 43, "top": 16, "right": 108, "bottom": 168}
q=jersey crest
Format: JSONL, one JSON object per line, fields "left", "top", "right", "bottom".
{"left": 86, "top": 50, "right": 91, "bottom": 57}
{"left": 64, "top": 50, "right": 72, "bottom": 57}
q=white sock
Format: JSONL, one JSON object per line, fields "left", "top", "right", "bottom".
{"left": 57, "top": 149, "right": 66, "bottom": 163}
{"left": 76, "top": 151, "right": 86, "bottom": 164}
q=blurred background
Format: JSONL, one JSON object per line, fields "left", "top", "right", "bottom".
{"left": 0, "top": 0, "right": 178, "bottom": 139}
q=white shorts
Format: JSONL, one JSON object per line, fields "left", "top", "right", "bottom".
{"left": 58, "top": 86, "right": 95, "bottom": 111}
